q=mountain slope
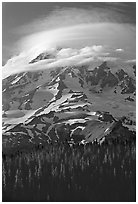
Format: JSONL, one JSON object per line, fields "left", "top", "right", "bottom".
{"left": 2, "top": 52, "right": 136, "bottom": 154}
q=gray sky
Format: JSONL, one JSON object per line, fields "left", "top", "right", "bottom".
{"left": 2, "top": 2, "right": 136, "bottom": 65}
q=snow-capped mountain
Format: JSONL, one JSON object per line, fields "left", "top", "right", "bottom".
{"left": 2, "top": 50, "right": 136, "bottom": 154}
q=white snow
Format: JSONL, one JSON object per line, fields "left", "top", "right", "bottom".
{"left": 11, "top": 76, "right": 23, "bottom": 85}
{"left": 63, "top": 119, "right": 87, "bottom": 125}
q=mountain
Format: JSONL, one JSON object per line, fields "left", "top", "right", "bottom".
{"left": 2, "top": 51, "right": 136, "bottom": 154}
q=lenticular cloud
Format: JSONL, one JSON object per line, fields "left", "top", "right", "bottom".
{"left": 2, "top": 6, "right": 135, "bottom": 78}
{"left": 2, "top": 45, "right": 110, "bottom": 78}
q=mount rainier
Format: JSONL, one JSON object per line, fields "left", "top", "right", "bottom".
{"left": 2, "top": 49, "right": 136, "bottom": 154}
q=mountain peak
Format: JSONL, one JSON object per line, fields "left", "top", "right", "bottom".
{"left": 29, "top": 51, "right": 56, "bottom": 64}
{"left": 99, "top": 61, "right": 108, "bottom": 69}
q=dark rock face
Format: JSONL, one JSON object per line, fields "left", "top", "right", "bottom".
{"left": 98, "top": 112, "right": 115, "bottom": 122}
{"left": 116, "top": 69, "right": 126, "bottom": 81}
{"left": 29, "top": 52, "right": 56, "bottom": 63}
{"left": 133, "top": 65, "right": 136, "bottom": 76}
{"left": 101, "top": 71, "right": 118, "bottom": 88}
{"left": 85, "top": 62, "right": 136, "bottom": 94}
{"left": 120, "top": 76, "right": 135, "bottom": 94}
{"left": 86, "top": 63, "right": 108, "bottom": 86}
{"left": 125, "top": 96, "right": 134, "bottom": 102}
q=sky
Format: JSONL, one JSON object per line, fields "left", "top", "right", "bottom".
{"left": 2, "top": 2, "right": 136, "bottom": 78}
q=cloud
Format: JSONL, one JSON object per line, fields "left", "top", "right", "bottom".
{"left": 3, "top": 3, "right": 136, "bottom": 65}
{"left": 2, "top": 45, "right": 119, "bottom": 79}
{"left": 16, "top": 4, "right": 135, "bottom": 36}
{"left": 15, "top": 22, "right": 135, "bottom": 62}
{"left": 2, "top": 4, "right": 136, "bottom": 77}
{"left": 80, "top": 45, "right": 103, "bottom": 55}
{"left": 15, "top": 6, "right": 127, "bottom": 35}
{"left": 57, "top": 48, "right": 78, "bottom": 58}
{"left": 115, "top": 48, "right": 124, "bottom": 52}
{"left": 8, "top": 5, "right": 134, "bottom": 60}
{"left": 97, "top": 56, "right": 118, "bottom": 62}
{"left": 125, "top": 59, "right": 136, "bottom": 63}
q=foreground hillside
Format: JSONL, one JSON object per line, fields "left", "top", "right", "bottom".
{"left": 3, "top": 141, "right": 136, "bottom": 202}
